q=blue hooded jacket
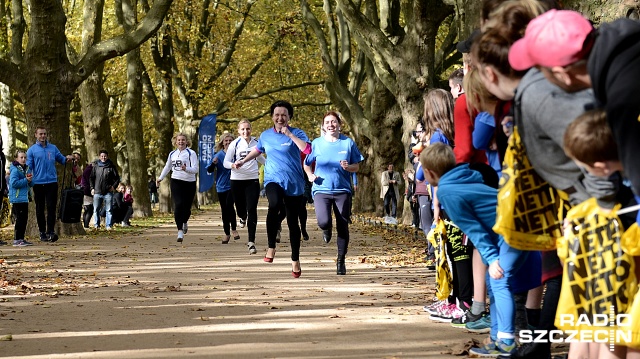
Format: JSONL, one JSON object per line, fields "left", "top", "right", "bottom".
{"left": 436, "top": 164, "right": 502, "bottom": 265}
{"left": 9, "top": 162, "right": 33, "bottom": 204}
{"left": 26, "top": 141, "right": 66, "bottom": 185}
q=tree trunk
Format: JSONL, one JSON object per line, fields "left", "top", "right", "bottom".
{"left": 124, "top": 48, "right": 152, "bottom": 217}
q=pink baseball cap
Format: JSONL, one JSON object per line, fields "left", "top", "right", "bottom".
{"left": 509, "top": 10, "right": 594, "bottom": 70}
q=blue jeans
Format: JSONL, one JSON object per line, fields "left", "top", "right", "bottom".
{"left": 486, "top": 240, "right": 528, "bottom": 340}
{"left": 93, "top": 192, "right": 113, "bottom": 228}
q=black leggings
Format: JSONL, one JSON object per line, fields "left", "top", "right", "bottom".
{"left": 442, "top": 210, "right": 474, "bottom": 307}
{"left": 265, "top": 182, "right": 304, "bottom": 261}
{"left": 230, "top": 179, "right": 260, "bottom": 242}
{"left": 314, "top": 192, "right": 351, "bottom": 255}
{"left": 170, "top": 178, "right": 196, "bottom": 230}
{"left": 33, "top": 182, "right": 58, "bottom": 234}
{"left": 217, "top": 190, "right": 237, "bottom": 235}
{"left": 13, "top": 202, "right": 28, "bottom": 240}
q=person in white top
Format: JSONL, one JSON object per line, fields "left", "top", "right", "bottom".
{"left": 157, "top": 133, "right": 199, "bottom": 242}
{"left": 223, "top": 120, "right": 265, "bottom": 254}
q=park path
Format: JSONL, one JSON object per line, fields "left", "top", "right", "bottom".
{"left": 0, "top": 200, "right": 482, "bottom": 358}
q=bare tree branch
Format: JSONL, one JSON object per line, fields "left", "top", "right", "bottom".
{"left": 237, "top": 81, "right": 325, "bottom": 101}
{"left": 72, "top": 0, "right": 173, "bottom": 86}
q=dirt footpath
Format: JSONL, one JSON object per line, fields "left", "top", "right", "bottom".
{"left": 0, "top": 203, "right": 485, "bottom": 359}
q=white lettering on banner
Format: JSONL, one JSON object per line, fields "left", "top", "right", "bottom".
{"left": 520, "top": 309, "right": 633, "bottom": 351}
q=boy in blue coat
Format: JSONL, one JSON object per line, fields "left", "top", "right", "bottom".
{"left": 420, "top": 142, "right": 541, "bottom": 357}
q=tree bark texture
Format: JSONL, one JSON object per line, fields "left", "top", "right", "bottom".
{"left": 302, "top": 0, "right": 454, "bottom": 217}
{"left": 0, "top": 0, "right": 172, "bottom": 237}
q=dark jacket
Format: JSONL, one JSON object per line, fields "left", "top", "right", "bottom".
{"left": 588, "top": 18, "right": 640, "bottom": 198}
{"left": 81, "top": 163, "right": 94, "bottom": 196}
{"left": 148, "top": 179, "right": 157, "bottom": 194}
{"left": 90, "top": 160, "right": 119, "bottom": 195}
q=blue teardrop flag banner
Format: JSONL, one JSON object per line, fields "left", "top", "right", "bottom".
{"left": 199, "top": 114, "right": 217, "bottom": 192}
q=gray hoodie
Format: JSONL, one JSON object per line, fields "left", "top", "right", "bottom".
{"left": 514, "top": 68, "right": 616, "bottom": 207}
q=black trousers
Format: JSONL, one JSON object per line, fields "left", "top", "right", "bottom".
{"left": 170, "top": 179, "right": 196, "bottom": 230}
{"left": 265, "top": 182, "right": 304, "bottom": 261}
{"left": 13, "top": 202, "right": 28, "bottom": 240}
{"left": 230, "top": 179, "right": 260, "bottom": 242}
{"left": 33, "top": 182, "right": 58, "bottom": 234}
{"left": 217, "top": 190, "right": 237, "bottom": 235}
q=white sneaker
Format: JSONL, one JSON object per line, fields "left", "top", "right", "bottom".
{"left": 177, "top": 230, "right": 184, "bottom": 243}
{"left": 182, "top": 222, "right": 188, "bottom": 234}
{"left": 248, "top": 242, "right": 257, "bottom": 254}
{"left": 239, "top": 218, "right": 246, "bottom": 228}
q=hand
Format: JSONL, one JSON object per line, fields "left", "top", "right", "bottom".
{"left": 181, "top": 164, "right": 186, "bottom": 171}
{"left": 91, "top": 189, "right": 95, "bottom": 195}
{"left": 26, "top": 174, "right": 32, "bottom": 183}
{"left": 234, "top": 159, "right": 245, "bottom": 168}
{"left": 280, "top": 126, "right": 291, "bottom": 136}
{"left": 212, "top": 157, "right": 218, "bottom": 165}
{"left": 308, "top": 173, "right": 317, "bottom": 183}
{"left": 340, "top": 160, "right": 349, "bottom": 170}
{"left": 66, "top": 155, "right": 74, "bottom": 161}
{"left": 353, "top": 185, "right": 357, "bottom": 192}
{"left": 489, "top": 260, "right": 504, "bottom": 279}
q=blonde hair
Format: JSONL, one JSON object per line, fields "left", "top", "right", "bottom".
{"left": 423, "top": 89, "right": 455, "bottom": 146}
{"left": 172, "top": 133, "right": 191, "bottom": 147}
{"left": 464, "top": 68, "right": 499, "bottom": 113}
{"left": 216, "top": 132, "right": 235, "bottom": 151}
{"left": 419, "top": 142, "right": 456, "bottom": 178}
{"left": 484, "top": 0, "right": 553, "bottom": 39}
{"left": 117, "top": 183, "right": 126, "bottom": 192}
{"left": 237, "top": 119, "right": 251, "bottom": 129}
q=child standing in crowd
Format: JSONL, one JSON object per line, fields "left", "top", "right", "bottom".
{"left": 421, "top": 88, "right": 474, "bottom": 323}
{"left": 421, "top": 143, "right": 540, "bottom": 357}
{"left": 9, "top": 150, "right": 34, "bottom": 247}
{"left": 122, "top": 185, "right": 134, "bottom": 226}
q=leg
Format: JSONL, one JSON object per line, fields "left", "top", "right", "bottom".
{"left": 418, "top": 195, "right": 434, "bottom": 255}
{"left": 383, "top": 192, "right": 391, "bottom": 216}
{"left": 265, "top": 183, "right": 285, "bottom": 249}
{"left": 230, "top": 180, "right": 247, "bottom": 222}
{"left": 13, "top": 203, "right": 28, "bottom": 240}
{"left": 93, "top": 194, "right": 104, "bottom": 228}
{"left": 284, "top": 195, "right": 303, "bottom": 261}
{"left": 83, "top": 203, "right": 93, "bottom": 228}
{"left": 32, "top": 184, "right": 47, "bottom": 234}
{"left": 44, "top": 182, "right": 58, "bottom": 234}
{"left": 171, "top": 178, "right": 188, "bottom": 231}
{"left": 490, "top": 241, "right": 526, "bottom": 341}
{"left": 218, "top": 191, "right": 232, "bottom": 235}
{"left": 334, "top": 193, "right": 351, "bottom": 275}
{"left": 471, "top": 249, "right": 488, "bottom": 315}
{"left": 122, "top": 206, "right": 133, "bottom": 225}
{"left": 284, "top": 195, "right": 303, "bottom": 275}
{"left": 313, "top": 193, "right": 333, "bottom": 231}
{"left": 104, "top": 192, "right": 113, "bottom": 228}
{"left": 334, "top": 193, "right": 351, "bottom": 256}
{"left": 525, "top": 285, "right": 543, "bottom": 328}
{"left": 244, "top": 180, "right": 261, "bottom": 243}
{"left": 390, "top": 194, "right": 397, "bottom": 217}
{"left": 314, "top": 193, "right": 333, "bottom": 243}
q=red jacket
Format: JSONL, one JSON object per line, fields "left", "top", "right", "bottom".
{"left": 453, "top": 94, "right": 487, "bottom": 165}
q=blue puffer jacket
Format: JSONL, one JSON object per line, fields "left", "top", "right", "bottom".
{"left": 9, "top": 162, "right": 33, "bottom": 204}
